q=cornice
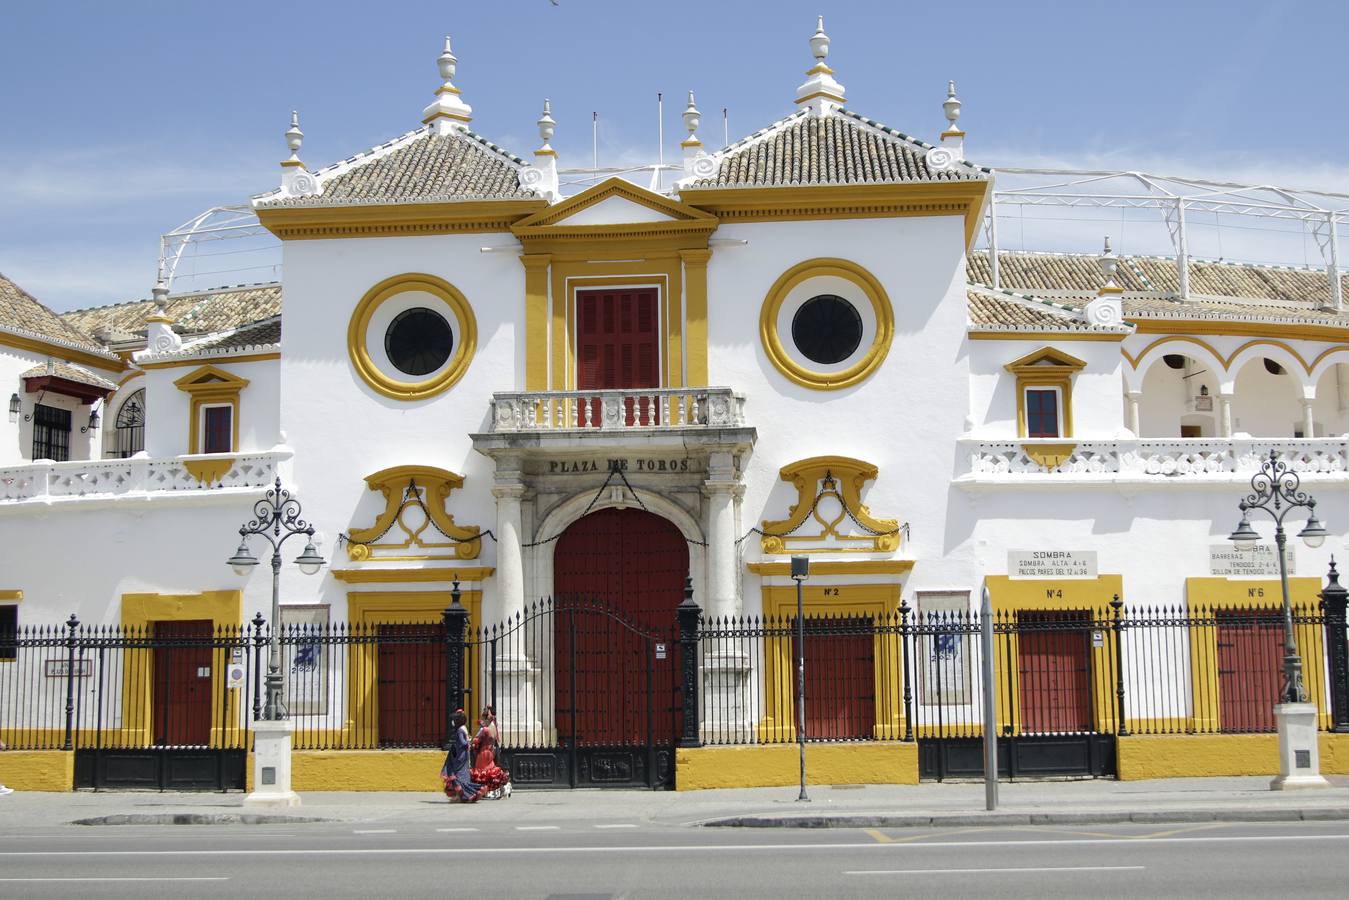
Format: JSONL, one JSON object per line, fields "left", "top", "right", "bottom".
{"left": 0, "top": 329, "right": 125, "bottom": 373}
{"left": 256, "top": 198, "right": 548, "bottom": 240}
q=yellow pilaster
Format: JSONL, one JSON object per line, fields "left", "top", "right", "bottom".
{"left": 520, "top": 254, "right": 551, "bottom": 391}
{"left": 681, "top": 249, "right": 712, "bottom": 387}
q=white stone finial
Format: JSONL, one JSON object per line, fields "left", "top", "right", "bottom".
{"left": 282, "top": 111, "right": 305, "bottom": 168}
{"left": 422, "top": 34, "right": 473, "bottom": 134}
{"left": 682, "top": 91, "right": 702, "bottom": 144}
{"left": 939, "top": 80, "right": 966, "bottom": 159}
{"left": 537, "top": 99, "right": 556, "bottom": 147}
{"left": 1085, "top": 235, "right": 1125, "bottom": 327}
{"left": 144, "top": 280, "right": 184, "bottom": 355}
{"left": 1099, "top": 235, "right": 1119, "bottom": 286}
{"left": 796, "top": 16, "right": 845, "bottom": 116}
{"left": 944, "top": 81, "right": 962, "bottom": 129}
{"left": 527, "top": 98, "right": 560, "bottom": 201}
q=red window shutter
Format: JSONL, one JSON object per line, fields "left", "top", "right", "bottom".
{"left": 203, "top": 406, "right": 233, "bottom": 453}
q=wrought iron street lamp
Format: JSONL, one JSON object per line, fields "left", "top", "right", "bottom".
{"left": 227, "top": 477, "right": 325, "bottom": 720}
{"left": 1228, "top": 450, "right": 1329, "bottom": 704}
{"left": 791, "top": 555, "right": 810, "bottom": 802}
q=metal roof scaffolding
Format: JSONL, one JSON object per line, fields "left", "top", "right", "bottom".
{"left": 984, "top": 169, "right": 1349, "bottom": 309}
{"left": 157, "top": 205, "right": 277, "bottom": 293}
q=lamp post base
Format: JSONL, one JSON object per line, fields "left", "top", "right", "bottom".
{"left": 1269, "top": 703, "right": 1329, "bottom": 791}
{"left": 244, "top": 718, "right": 301, "bottom": 808}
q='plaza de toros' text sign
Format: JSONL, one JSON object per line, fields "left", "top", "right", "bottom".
{"left": 1209, "top": 544, "right": 1294, "bottom": 578}
{"left": 1008, "top": 550, "right": 1098, "bottom": 579}
{"left": 546, "top": 457, "right": 701, "bottom": 475}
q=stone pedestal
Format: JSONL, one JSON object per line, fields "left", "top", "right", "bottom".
{"left": 1270, "top": 703, "right": 1329, "bottom": 790}
{"left": 495, "top": 654, "right": 546, "bottom": 746}
{"left": 244, "top": 718, "right": 301, "bottom": 808}
{"left": 702, "top": 650, "right": 752, "bottom": 743}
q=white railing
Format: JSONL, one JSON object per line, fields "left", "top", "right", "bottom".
{"left": 490, "top": 387, "right": 746, "bottom": 433}
{"left": 0, "top": 451, "right": 288, "bottom": 505}
{"left": 958, "top": 438, "right": 1349, "bottom": 484}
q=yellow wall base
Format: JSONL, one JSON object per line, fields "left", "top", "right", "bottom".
{"left": 1118, "top": 733, "right": 1349, "bottom": 780}
{"left": 287, "top": 750, "right": 447, "bottom": 792}
{"left": 1, "top": 751, "right": 74, "bottom": 791}
{"left": 676, "top": 742, "right": 918, "bottom": 791}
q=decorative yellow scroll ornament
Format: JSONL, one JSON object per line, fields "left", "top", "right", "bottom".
{"left": 760, "top": 455, "right": 900, "bottom": 554}
{"left": 346, "top": 465, "right": 482, "bottom": 561}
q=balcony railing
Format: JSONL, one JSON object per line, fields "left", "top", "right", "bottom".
{"left": 958, "top": 437, "right": 1349, "bottom": 485}
{"left": 489, "top": 387, "right": 746, "bottom": 433}
{"left": 0, "top": 450, "right": 289, "bottom": 505}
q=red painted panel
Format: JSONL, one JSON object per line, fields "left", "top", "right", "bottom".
{"left": 153, "top": 620, "right": 214, "bottom": 746}
{"left": 1017, "top": 611, "right": 1092, "bottom": 733}
{"left": 553, "top": 508, "right": 688, "bottom": 744}
{"left": 378, "top": 625, "right": 446, "bottom": 746}
{"left": 795, "top": 621, "right": 875, "bottom": 739}
{"left": 575, "top": 288, "right": 661, "bottom": 426}
{"left": 1217, "top": 611, "right": 1283, "bottom": 733}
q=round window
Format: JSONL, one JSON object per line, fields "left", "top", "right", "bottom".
{"left": 791, "top": 294, "right": 863, "bottom": 365}
{"left": 384, "top": 308, "right": 453, "bottom": 376}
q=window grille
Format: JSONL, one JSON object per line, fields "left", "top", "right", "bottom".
{"left": 31, "top": 403, "right": 71, "bottom": 462}
{"left": 114, "top": 388, "right": 145, "bottom": 458}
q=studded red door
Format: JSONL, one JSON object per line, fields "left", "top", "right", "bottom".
{"left": 1217, "top": 610, "right": 1283, "bottom": 732}
{"left": 575, "top": 288, "right": 661, "bottom": 426}
{"left": 153, "top": 620, "right": 214, "bottom": 746}
{"left": 1016, "top": 610, "right": 1092, "bottom": 734}
{"left": 377, "top": 624, "right": 447, "bottom": 747}
{"left": 553, "top": 508, "right": 688, "bottom": 744}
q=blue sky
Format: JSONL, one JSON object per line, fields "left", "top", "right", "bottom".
{"left": 2, "top": 0, "right": 1347, "bottom": 311}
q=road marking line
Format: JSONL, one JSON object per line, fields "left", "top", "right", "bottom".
{"left": 0, "top": 877, "right": 230, "bottom": 883}
{"left": 515, "top": 826, "right": 560, "bottom": 831}
{"left": 864, "top": 829, "right": 894, "bottom": 844}
{"left": 353, "top": 829, "right": 396, "bottom": 834}
{"left": 594, "top": 824, "right": 638, "bottom": 830}
{"left": 846, "top": 866, "right": 1146, "bottom": 876}
{"left": 3, "top": 832, "right": 1346, "bottom": 857}
{"left": 436, "top": 827, "right": 479, "bottom": 833}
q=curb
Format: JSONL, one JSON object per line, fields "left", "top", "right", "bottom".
{"left": 703, "top": 807, "right": 1349, "bottom": 829}
{"left": 72, "top": 814, "right": 331, "bottom": 826}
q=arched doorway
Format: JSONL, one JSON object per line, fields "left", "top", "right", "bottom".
{"left": 552, "top": 507, "right": 688, "bottom": 751}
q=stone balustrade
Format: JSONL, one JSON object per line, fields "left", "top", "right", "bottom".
{"left": 0, "top": 450, "right": 289, "bottom": 505}
{"left": 489, "top": 387, "right": 746, "bottom": 433}
{"left": 958, "top": 438, "right": 1349, "bottom": 486}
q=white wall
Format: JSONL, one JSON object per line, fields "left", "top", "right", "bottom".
{"left": 968, "top": 339, "right": 1126, "bottom": 438}
{"left": 0, "top": 345, "right": 101, "bottom": 465}
{"left": 143, "top": 357, "right": 282, "bottom": 457}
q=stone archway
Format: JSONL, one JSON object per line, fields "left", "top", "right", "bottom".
{"left": 553, "top": 507, "right": 689, "bottom": 627}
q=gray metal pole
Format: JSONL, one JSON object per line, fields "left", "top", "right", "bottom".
{"left": 980, "top": 584, "right": 998, "bottom": 810}
{"left": 796, "top": 574, "right": 809, "bottom": 802}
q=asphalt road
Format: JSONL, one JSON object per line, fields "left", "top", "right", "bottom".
{"left": 2, "top": 819, "right": 1348, "bottom": 899}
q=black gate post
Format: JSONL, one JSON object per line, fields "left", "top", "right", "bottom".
{"left": 62, "top": 614, "right": 79, "bottom": 751}
{"left": 250, "top": 612, "right": 265, "bottom": 723}
{"left": 1111, "top": 595, "right": 1129, "bottom": 736}
{"left": 1320, "top": 559, "right": 1349, "bottom": 732}
{"left": 677, "top": 575, "right": 702, "bottom": 748}
{"left": 899, "top": 600, "right": 913, "bottom": 742}
{"left": 442, "top": 579, "right": 469, "bottom": 744}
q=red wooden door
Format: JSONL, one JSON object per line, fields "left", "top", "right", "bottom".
{"left": 1217, "top": 611, "right": 1283, "bottom": 732}
{"left": 795, "top": 620, "right": 875, "bottom": 739}
{"left": 553, "top": 508, "right": 688, "bottom": 744}
{"left": 575, "top": 288, "right": 660, "bottom": 426}
{"left": 153, "top": 620, "right": 214, "bottom": 746}
{"left": 378, "top": 625, "right": 446, "bottom": 746}
{"left": 1016, "top": 611, "right": 1092, "bottom": 733}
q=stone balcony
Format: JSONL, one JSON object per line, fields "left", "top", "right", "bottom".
{"left": 956, "top": 437, "right": 1349, "bottom": 489}
{"left": 0, "top": 450, "right": 290, "bottom": 510}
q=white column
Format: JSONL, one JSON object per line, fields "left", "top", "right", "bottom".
{"left": 491, "top": 460, "right": 526, "bottom": 624}
{"left": 1219, "top": 393, "right": 1234, "bottom": 438}
{"left": 1126, "top": 391, "right": 1142, "bottom": 437}
{"left": 490, "top": 456, "right": 540, "bottom": 744}
{"left": 703, "top": 451, "right": 739, "bottom": 620}
{"left": 1301, "top": 398, "right": 1315, "bottom": 438}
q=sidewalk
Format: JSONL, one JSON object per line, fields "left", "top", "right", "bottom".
{"left": 2, "top": 776, "right": 1349, "bottom": 829}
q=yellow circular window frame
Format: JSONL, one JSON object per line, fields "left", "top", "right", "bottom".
{"left": 347, "top": 273, "right": 478, "bottom": 401}
{"left": 759, "top": 258, "right": 894, "bottom": 391}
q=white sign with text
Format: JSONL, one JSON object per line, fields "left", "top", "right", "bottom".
{"left": 1209, "top": 544, "right": 1294, "bottom": 578}
{"left": 1008, "top": 550, "right": 1098, "bottom": 579}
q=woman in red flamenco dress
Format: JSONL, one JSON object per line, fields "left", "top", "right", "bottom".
{"left": 470, "top": 706, "right": 512, "bottom": 799}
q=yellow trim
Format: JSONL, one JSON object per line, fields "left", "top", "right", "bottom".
{"left": 759, "top": 258, "right": 894, "bottom": 391}
{"left": 173, "top": 364, "right": 249, "bottom": 455}
{"left": 346, "top": 465, "right": 482, "bottom": 561}
{"left": 794, "top": 90, "right": 847, "bottom": 106}
{"left": 1023, "top": 443, "right": 1077, "bottom": 469}
{"left": 1224, "top": 338, "right": 1312, "bottom": 374}
{"left": 748, "top": 560, "right": 915, "bottom": 576}
{"left": 1184, "top": 577, "right": 1327, "bottom": 732}
{"left": 679, "top": 138, "right": 703, "bottom": 149}
{"left": 759, "top": 583, "right": 904, "bottom": 742}
{"left": 140, "top": 352, "right": 280, "bottom": 370}
{"left": 345, "top": 590, "right": 483, "bottom": 747}
{"left": 676, "top": 743, "right": 918, "bottom": 791}
{"left": 119, "top": 590, "right": 244, "bottom": 748}
{"left": 513, "top": 177, "right": 717, "bottom": 231}
{"left": 1130, "top": 318, "right": 1349, "bottom": 344}
{"left": 144, "top": 313, "right": 174, "bottom": 324}
{"left": 183, "top": 457, "right": 235, "bottom": 486}
{"left": 969, "top": 331, "right": 1128, "bottom": 342}
{"left": 681, "top": 249, "right": 712, "bottom": 387}
{"left": 1004, "top": 346, "right": 1086, "bottom": 438}
{"left": 0, "top": 751, "right": 74, "bottom": 791}
{"left": 520, "top": 254, "right": 552, "bottom": 391}
{"left": 983, "top": 575, "right": 1124, "bottom": 736}
{"left": 1118, "top": 733, "right": 1349, "bottom": 780}
{"left": 760, "top": 455, "right": 901, "bottom": 554}
{"left": 0, "top": 332, "right": 125, "bottom": 373}
{"left": 0, "top": 590, "right": 21, "bottom": 601}
{"left": 332, "top": 567, "right": 495, "bottom": 584}
{"left": 256, "top": 199, "right": 546, "bottom": 241}
{"left": 346, "top": 273, "right": 478, "bottom": 402}
{"left": 680, "top": 181, "right": 990, "bottom": 248}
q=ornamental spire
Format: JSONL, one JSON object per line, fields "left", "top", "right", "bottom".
{"left": 282, "top": 111, "right": 304, "bottom": 168}
{"left": 422, "top": 35, "right": 473, "bottom": 135}
{"left": 939, "top": 81, "right": 965, "bottom": 158}
{"left": 795, "top": 16, "right": 846, "bottom": 116}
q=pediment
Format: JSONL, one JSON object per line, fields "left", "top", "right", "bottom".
{"left": 1003, "top": 346, "right": 1087, "bottom": 374}
{"left": 513, "top": 178, "right": 716, "bottom": 233}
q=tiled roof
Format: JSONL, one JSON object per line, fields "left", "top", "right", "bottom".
{"left": 688, "top": 108, "right": 988, "bottom": 189}
{"left": 62, "top": 283, "right": 282, "bottom": 342}
{"left": 19, "top": 361, "right": 118, "bottom": 392}
{"left": 189, "top": 318, "right": 281, "bottom": 354}
{"left": 966, "top": 251, "right": 1349, "bottom": 328}
{"left": 967, "top": 286, "right": 1129, "bottom": 333}
{"left": 255, "top": 127, "right": 538, "bottom": 208}
{"left": 0, "top": 272, "right": 116, "bottom": 357}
